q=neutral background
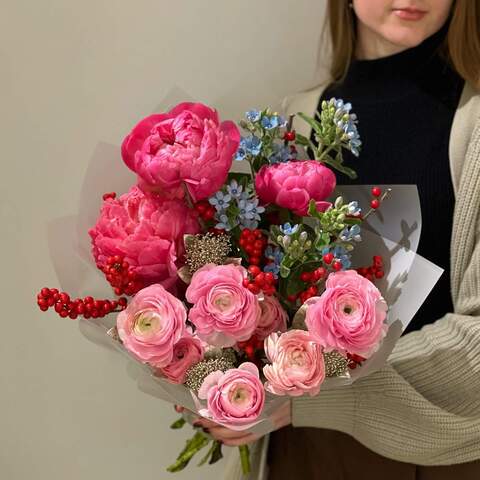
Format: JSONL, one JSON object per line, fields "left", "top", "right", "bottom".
{"left": 0, "top": 1, "right": 327, "bottom": 479}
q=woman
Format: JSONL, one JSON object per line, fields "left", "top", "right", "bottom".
{"left": 192, "top": 1, "right": 480, "bottom": 478}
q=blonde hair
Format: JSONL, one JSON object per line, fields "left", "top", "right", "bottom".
{"left": 323, "top": 0, "right": 480, "bottom": 87}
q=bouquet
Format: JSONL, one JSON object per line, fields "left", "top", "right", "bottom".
{"left": 37, "top": 100, "right": 442, "bottom": 474}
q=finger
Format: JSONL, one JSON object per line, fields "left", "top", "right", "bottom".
{"left": 193, "top": 417, "right": 218, "bottom": 429}
{"left": 221, "top": 433, "right": 259, "bottom": 447}
{"left": 208, "top": 426, "right": 254, "bottom": 440}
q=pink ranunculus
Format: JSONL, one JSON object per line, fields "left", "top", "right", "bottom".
{"left": 198, "top": 363, "right": 265, "bottom": 428}
{"left": 121, "top": 102, "right": 241, "bottom": 202}
{"left": 255, "top": 160, "right": 336, "bottom": 216}
{"left": 254, "top": 295, "right": 288, "bottom": 341}
{"left": 155, "top": 332, "right": 204, "bottom": 384}
{"left": 88, "top": 185, "right": 199, "bottom": 291}
{"left": 186, "top": 264, "right": 261, "bottom": 347}
{"left": 263, "top": 330, "right": 325, "bottom": 397}
{"left": 305, "top": 270, "right": 388, "bottom": 357}
{"left": 116, "top": 284, "right": 187, "bottom": 367}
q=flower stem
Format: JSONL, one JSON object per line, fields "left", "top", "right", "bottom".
{"left": 239, "top": 445, "right": 251, "bottom": 475}
{"left": 166, "top": 431, "right": 209, "bottom": 473}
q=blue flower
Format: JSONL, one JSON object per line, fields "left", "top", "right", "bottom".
{"left": 268, "top": 143, "right": 292, "bottom": 164}
{"left": 215, "top": 214, "right": 233, "bottom": 231}
{"left": 208, "top": 191, "right": 231, "bottom": 212}
{"left": 261, "top": 115, "right": 281, "bottom": 130}
{"left": 280, "top": 223, "right": 300, "bottom": 235}
{"left": 246, "top": 109, "right": 261, "bottom": 122}
{"left": 238, "top": 198, "right": 265, "bottom": 222}
{"left": 264, "top": 246, "right": 284, "bottom": 278}
{"left": 347, "top": 201, "right": 361, "bottom": 216}
{"left": 235, "top": 146, "right": 247, "bottom": 161}
{"left": 339, "top": 224, "right": 362, "bottom": 242}
{"left": 226, "top": 179, "right": 243, "bottom": 199}
{"left": 240, "top": 135, "right": 262, "bottom": 157}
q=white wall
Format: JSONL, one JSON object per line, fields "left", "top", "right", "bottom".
{"left": 0, "top": 1, "right": 326, "bottom": 478}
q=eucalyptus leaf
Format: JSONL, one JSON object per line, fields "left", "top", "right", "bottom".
{"left": 170, "top": 417, "right": 186, "bottom": 429}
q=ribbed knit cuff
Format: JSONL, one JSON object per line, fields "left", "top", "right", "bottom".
{"left": 291, "top": 386, "right": 356, "bottom": 434}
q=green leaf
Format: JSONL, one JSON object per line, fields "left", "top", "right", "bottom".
{"left": 209, "top": 441, "right": 224, "bottom": 465}
{"left": 308, "top": 200, "right": 322, "bottom": 218}
{"left": 295, "top": 133, "right": 316, "bottom": 154}
{"left": 279, "top": 263, "right": 291, "bottom": 278}
{"left": 285, "top": 260, "right": 323, "bottom": 297}
{"left": 314, "top": 232, "right": 331, "bottom": 250}
{"left": 322, "top": 156, "right": 358, "bottom": 179}
{"left": 197, "top": 440, "right": 216, "bottom": 467}
{"left": 239, "top": 445, "right": 251, "bottom": 475}
{"left": 167, "top": 432, "right": 210, "bottom": 473}
{"left": 343, "top": 217, "right": 362, "bottom": 226}
{"left": 170, "top": 417, "right": 186, "bottom": 429}
{"left": 296, "top": 112, "right": 323, "bottom": 137}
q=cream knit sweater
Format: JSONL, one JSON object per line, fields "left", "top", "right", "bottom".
{"left": 225, "top": 82, "right": 480, "bottom": 479}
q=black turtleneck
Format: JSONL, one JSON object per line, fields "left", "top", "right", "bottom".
{"left": 314, "top": 27, "right": 465, "bottom": 334}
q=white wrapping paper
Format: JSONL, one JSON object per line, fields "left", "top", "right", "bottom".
{"left": 47, "top": 142, "right": 443, "bottom": 437}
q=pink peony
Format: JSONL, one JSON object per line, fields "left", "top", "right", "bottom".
{"left": 263, "top": 330, "right": 325, "bottom": 397}
{"left": 254, "top": 295, "right": 288, "bottom": 341}
{"left": 155, "top": 332, "right": 204, "bottom": 384}
{"left": 186, "top": 264, "right": 261, "bottom": 347}
{"left": 305, "top": 270, "right": 388, "bottom": 357}
{"left": 89, "top": 185, "right": 199, "bottom": 291}
{"left": 198, "top": 363, "right": 265, "bottom": 428}
{"left": 121, "top": 102, "right": 241, "bottom": 202}
{"left": 116, "top": 284, "right": 187, "bottom": 367}
{"left": 255, "top": 160, "right": 336, "bottom": 216}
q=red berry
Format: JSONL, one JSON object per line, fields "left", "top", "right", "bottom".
{"left": 248, "top": 265, "right": 261, "bottom": 277}
{"left": 249, "top": 256, "right": 261, "bottom": 266}
{"left": 371, "top": 187, "right": 382, "bottom": 197}
{"left": 332, "top": 260, "right": 342, "bottom": 271}
{"left": 242, "top": 278, "right": 250, "bottom": 287}
{"left": 59, "top": 310, "right": 69, "bottom": 318}
{"left": 264, "top": 272, "right": 275, "bottom": 284}
{"left": 254, "top": 273, "right": 266, "bottom": 286}
{"left": 195, "top": 202, "right": 207, "bottom": 214}
{"left": 283, "top": 130, "right": 296, "bottom": 142}
{"left": 253, "top": 229, "right": 262, "bottom": 238}
{"left": 84, "top": 296, "right": 94, "bottom": 304}
{"left": 307, "top": 285, "right": 318, "bottom": 295}
{"left": 375, "top": 270, "right": 385, "bottom": 279}
{"left": 203, "top": 208, "right": 215, "bottom": 220}
{"left": 287, "top": 294, "right": 298, "bottom": 302}
{"left": 244, "top": 345, "right": 255, "bottom": 358}
{"left": 323, "top": 253, "right": 334, "bottom": 265}
{"left": 370, "top": 199, "right": 380, "bottom": 209}
{"left": 69, "top": 312, "right": 78, "bottom": 319}
{"left": 39, "top": 305, "right": 49, "bottom": 312}
{"left": 37, "top": 298, "right": 48, "bottom": 308}
{"left": 41, "top": 288, "right": 51, "bottom": 298}
{"left": 118, "top": 297, "right": 127, "bottom": 307}
{"left": 300, "top": 271, "right": 312, "bottom": 282}
{"left": 313, "top": 267, "right": 327, "bottom": 281}
{"left": 247, "top": 283, "right": 260, "bottom": 295}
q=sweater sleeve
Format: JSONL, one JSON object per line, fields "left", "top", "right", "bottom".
{"left": 291, "top": 312, "right": 480, "bottom": 465}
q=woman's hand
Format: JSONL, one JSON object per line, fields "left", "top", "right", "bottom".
{"left": 173, "top": 401, "right": 291, "bottom": 447}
